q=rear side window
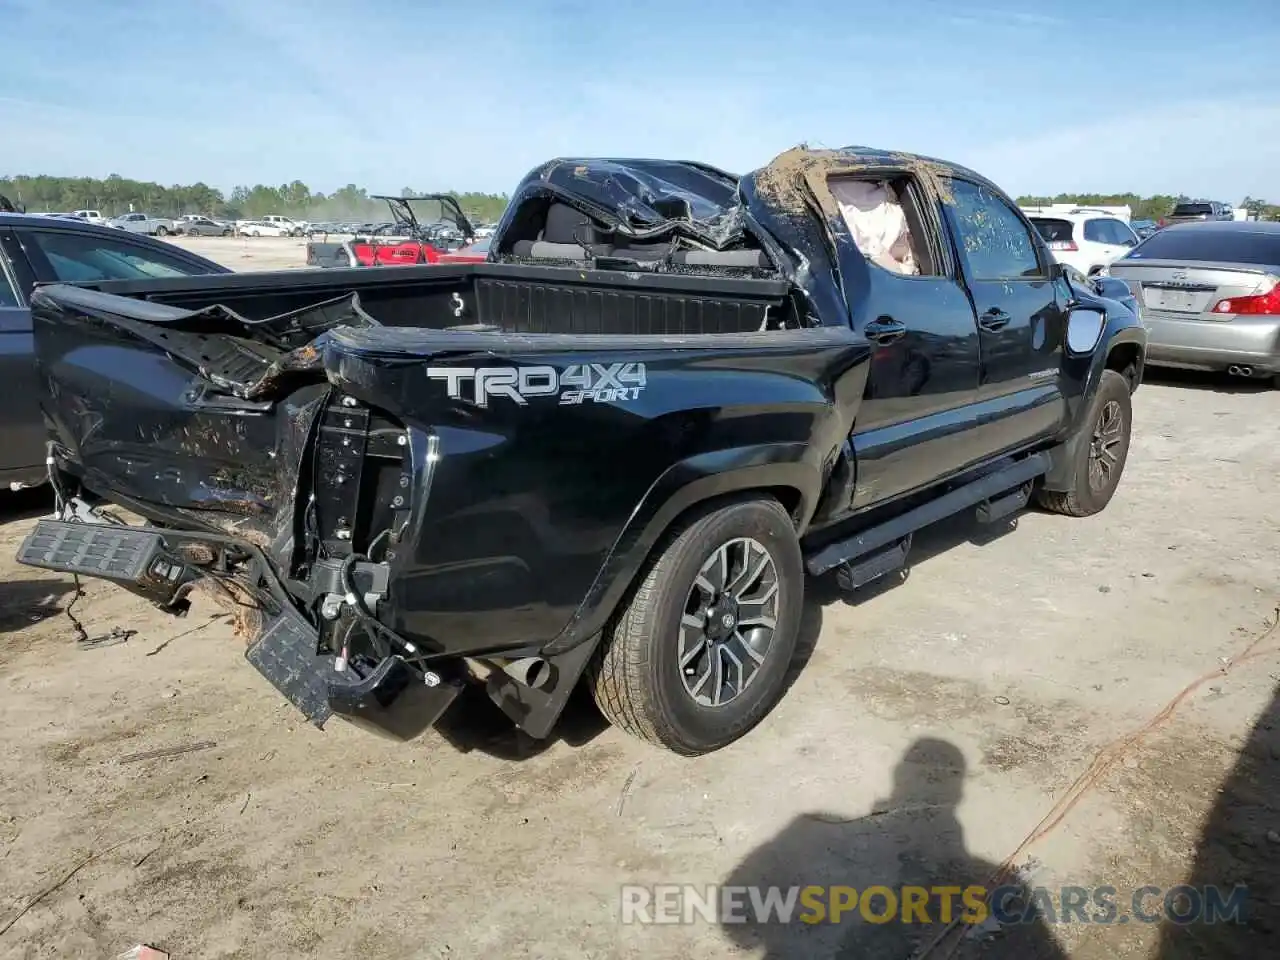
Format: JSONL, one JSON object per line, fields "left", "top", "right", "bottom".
{"left": 1113, "top": 221, "right": 1138, "bottom": 246}
{"left": 948, "top": 180, "right": 1043, "bottom": 279}
{"left": 1031, "top": 218, "right": 1074, "bottom": 245}
{"left": 1083, "top": 219, "right": 1111, "bottom": 243}
{"left": 1127, "top": 229, "right": 1280, "bottom": 267}
{"left": 26, "top": 230, "right": 210, "bottom": 281}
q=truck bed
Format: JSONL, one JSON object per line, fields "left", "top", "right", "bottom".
{"left": 79, "top": 261, "right": 799, "bottom": 336}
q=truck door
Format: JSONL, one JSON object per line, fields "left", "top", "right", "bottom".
{"left": 941, "top": 177, "right": 1068, "bottom": 459}
{"left": 0, "top": 230, "right": 45, "bottom": 483}
{"left": 826, "top": 175, "right": 983, "bottom": 510}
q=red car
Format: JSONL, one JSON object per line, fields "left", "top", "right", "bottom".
{"left": 307, "top": 195, "right": 481, "bottom": 269}
{"left": 436, "top": 237, "right": 491, "bottom": 264}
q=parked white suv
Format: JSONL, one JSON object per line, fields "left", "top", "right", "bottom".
{"left": 1027, "top": 211, "right": 1139, "bottom": 276}
{"left": 261, "top": 215, "right": 308, "bottom": 237}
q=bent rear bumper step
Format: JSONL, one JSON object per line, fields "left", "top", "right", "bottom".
{"left": 247, "top": 611, "right": 466, "bottom": 740}
{"left": 18, "top": 517, "right": 461, "bottom": 741}
{"left": 18, "top": 519, "right": 166, "bottom": 582}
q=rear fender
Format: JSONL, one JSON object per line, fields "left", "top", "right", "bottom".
{"left": 541, "top": 443, "right": 820, "bottom": 656}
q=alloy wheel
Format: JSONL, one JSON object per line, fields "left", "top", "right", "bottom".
{"left": 1088, "top": 399, "right": 1124, "bottom": 491}
{"left": 678, "top": 537, "right": 780, "bottom": 707}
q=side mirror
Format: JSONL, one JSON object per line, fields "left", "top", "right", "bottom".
{"left": 1066, "top": 305, "right": 1107, "bottom": 354}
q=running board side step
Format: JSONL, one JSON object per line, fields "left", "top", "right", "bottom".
{"left": 806, "top": 452, "right": 1049, "bottom": 577}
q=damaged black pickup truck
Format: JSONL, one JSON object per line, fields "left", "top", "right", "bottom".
{"left": 18, "top": 147, "right": 1145, "bottom": 756}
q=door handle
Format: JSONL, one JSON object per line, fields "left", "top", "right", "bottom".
{"left": 864, "top": 316, "right": 907, "bottom": 345}
{"left": 979, "top": 307, "right": 1011, "bottom": 331}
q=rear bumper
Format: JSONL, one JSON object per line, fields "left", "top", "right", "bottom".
{"left": 1143, "top": 313, "right": 1280, "bottom": 372}
{"left": 16, "top": 517, "right": 463, "bottom": 741}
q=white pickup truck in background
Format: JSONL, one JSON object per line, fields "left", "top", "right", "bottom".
{"left": 107, "top": 212, "right": 178, "bottom": 236}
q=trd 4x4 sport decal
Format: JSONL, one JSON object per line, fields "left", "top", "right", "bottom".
{"left": 426, "top": 362, "right": 647, "bottom": 408}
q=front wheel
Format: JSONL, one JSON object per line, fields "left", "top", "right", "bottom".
{"left": 1036, "top": 369, "right": 1132, "bottom": 517}
{"left": 154, "top": 226, "right": 168, "bottom": 236}
{"left": 587, "top": 496, "right": 803, "bottom": 756}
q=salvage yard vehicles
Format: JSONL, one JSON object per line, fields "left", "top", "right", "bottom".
{"left": 306, "top": 194, "right": 475, "bottom": 268}
{"left": 178, "top": 214, "right": 234, "bottom": 236}
{"left": 237, "top": 219, "right": 292, "bottom": 237}
{"left": 1163, "top": 200, "right": 1235, "bottom": 226}
{"left": 259, "top": 215, "right": 308, "bottom": 237}
{"left": 1107, "top": 220, "right": 1280, "bottom": 385}
{"left": 108, "top": 211, "right": 178, "bottom": 236}
{"left": 17, "top": 146, "right": 1146, "bottom": 756}
{"left": 1028, "top": 210, "right": 1140, "bottom": 277}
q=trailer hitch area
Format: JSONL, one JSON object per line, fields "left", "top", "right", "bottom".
{"left": 245, "top": 607, "right": 463, "bottom": 740}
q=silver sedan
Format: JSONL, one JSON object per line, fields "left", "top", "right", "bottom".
{"left": 1105, "top": 221, "right": 1280, "bottom": 386}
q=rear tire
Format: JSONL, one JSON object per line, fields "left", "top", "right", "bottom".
{"left": 587, "top": 496, "right": 803, "bottom": 756}
{"left": 155, "top": 226, "right": 168, "bottom": 237}
{"left": 1035, "top": 369, "right": 1132, "bottom": 517}
{"left": 221, "top": 228, "right": 232, "bottom": 237}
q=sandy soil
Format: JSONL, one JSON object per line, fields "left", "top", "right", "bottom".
{"left": 165, "top": 235, "right": 312, "bottom": 272}
{"left": 0, "top": 249, "right": 1278, "bottom": 958}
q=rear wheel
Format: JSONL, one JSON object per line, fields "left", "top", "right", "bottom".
{"left": 221, "top": 228, "right": 232, "bottom": 237}
{"left": 1036, "top": 369, "right": 1132, "bottom": 517}
{"left": 587, "top": 497, "right": 803, "bottom": 755}
{"left": 154, "top": 226, "right": 168, "bottom": 237}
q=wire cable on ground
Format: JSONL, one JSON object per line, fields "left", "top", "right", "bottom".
{"left": 911, "top": 604, "right": 1280, "bottom": 960}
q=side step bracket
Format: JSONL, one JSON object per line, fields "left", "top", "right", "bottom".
{"left": 806, "top": 451, "right": 1049, "bottom": 577}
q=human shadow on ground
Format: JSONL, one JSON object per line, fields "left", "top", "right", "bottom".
{"left": 721, "top": 737, "right": 1070, "bottom": 959}
{"left": 1157, "top": 683, "right": 1280, "bottom": 957}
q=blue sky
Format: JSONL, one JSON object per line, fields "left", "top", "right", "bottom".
{"left": 1, "top": 0, "right": 1277, "bottom": 200}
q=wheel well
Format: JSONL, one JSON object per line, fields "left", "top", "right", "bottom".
{"left": 655, "top": 486, "right": 805, "bottom": 537}
{"left": 615, "top": 484, "right": 802, "bottom": 613}
{"left": 1106, "top": 342, "right": 1143, "bottom": 392}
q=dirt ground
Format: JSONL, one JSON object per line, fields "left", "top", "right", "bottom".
{"left": 165, "top": 235, "right": 312, "bottom": 272}
{"left": 1, "top": 245, "right": 1278, "bottom": 958}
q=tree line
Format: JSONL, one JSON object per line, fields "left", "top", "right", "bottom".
{"left": 4, "top": 175, "right": 1276, "bottom": 226}
{"left": 1015, "top": 192, "right": 1280, "bottom": 222}
{"left": 0, "top": 174, "right": 511, "bottom": 224}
